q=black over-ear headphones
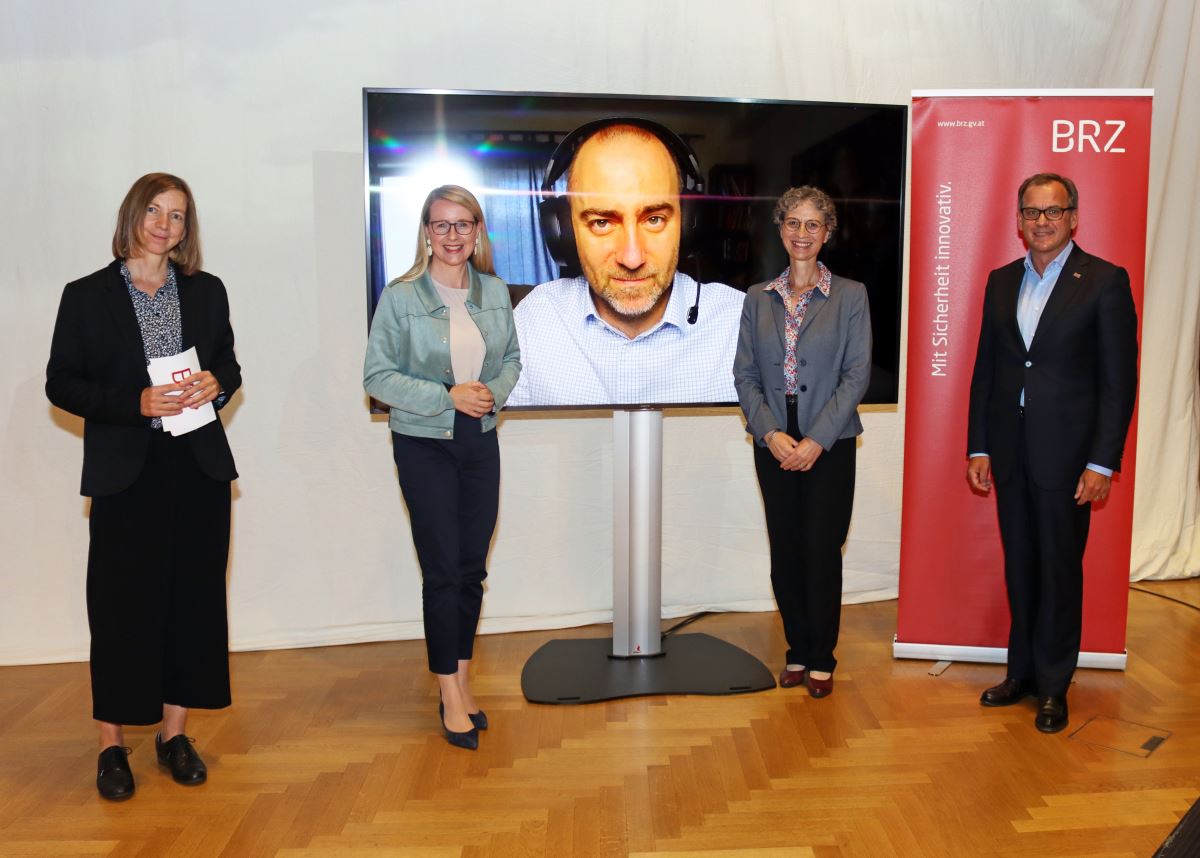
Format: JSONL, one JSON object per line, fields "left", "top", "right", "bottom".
{"left": 538, "top": 116, "right": 705, "bottom": 280}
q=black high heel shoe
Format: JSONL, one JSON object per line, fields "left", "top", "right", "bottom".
{"left": 439, "top": 705, "right": 479, "bottom": 751}
{"left": 439, "top": 701, "right": 488, "bottom": 731}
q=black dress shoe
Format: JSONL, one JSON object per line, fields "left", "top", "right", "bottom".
{"left": 155, "top": 734, "right": 207, "bottom": 785}
{"left": 1035, "top": 696, "right": 1069, "bottom": 733}
{"left": 778, "top": 667, "right": 806, "bottom": 688}
{"left": 97, "top": 745, "right": 135, "bottom": 801}
{"left": 980, "top": 677, "right": 1036, "bottom": 707}
{"left": 439, "top": 701, "right": 488, "bottom": 731}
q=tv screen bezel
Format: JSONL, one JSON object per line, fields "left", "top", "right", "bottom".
{"left": 362, "top": 87, "right": 908, "bottom": 412}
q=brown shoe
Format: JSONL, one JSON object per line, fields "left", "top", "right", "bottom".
{"left": 805, "top": 672, "right": 833, "bottom": 698}
{"left": 778, "top": 667, "right": 806, "bottom": 688}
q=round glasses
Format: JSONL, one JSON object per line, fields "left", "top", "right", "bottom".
{"left": 1020, "top": 206, "right": 1075, "bottom": 222}
{"left": 428, "top": 219, "right": 477, "bottom": 235}
{"left": 782, "top": 218, "right": 825, "bottom": 234}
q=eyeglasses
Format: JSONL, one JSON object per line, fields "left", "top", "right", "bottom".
{"left": 428, "top": 219, "right": 477, "bottom": 235}
{"left": 782, "top": 218, "right": 825, "bottom": 234}
{"left": 1020, "top": 206, "right": 1075, "bottom": 221}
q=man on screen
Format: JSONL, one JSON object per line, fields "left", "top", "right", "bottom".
{"left": 967, "top": 173, "right": 1138, "bottom": 733}
{"left": 507, "top": 118, "right": 744, "bottom": 406}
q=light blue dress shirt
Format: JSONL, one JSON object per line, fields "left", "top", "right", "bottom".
{"left": 508, "top": 272, "right": 745, "bottom": 406}
{"left": 1017, "top": 240, "right": 1073, "bottom": 357}
{"left": 971, "top": 240, "right": 1110, "bottom": 476}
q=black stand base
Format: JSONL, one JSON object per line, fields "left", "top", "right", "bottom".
{"left": 520, "top": 632, "right": 776, "bottom": 704}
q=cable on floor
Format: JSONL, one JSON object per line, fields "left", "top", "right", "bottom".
{"left": 1130, "top": 585, "right": 1200, "bottom": 612}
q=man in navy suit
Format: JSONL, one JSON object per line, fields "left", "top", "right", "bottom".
{"left": 966, "top": 172, "right": 1138, "bottom": 733}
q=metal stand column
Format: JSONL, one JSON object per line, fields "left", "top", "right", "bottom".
{"left": 520, "top": 408, "right": 775, "bottom": 704}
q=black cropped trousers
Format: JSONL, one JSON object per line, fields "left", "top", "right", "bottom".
{"left": 87, "top": 431, "right": 232, "bottom": 725}
{"left": 391, "top": 412, "right": 499, "bottom": 675}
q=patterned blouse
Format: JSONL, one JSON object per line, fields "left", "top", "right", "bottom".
{"left": 121, "top": 260, "right": 182, "bottom": 428}
{"left": 764, "top": 263, "right": 833, "bottom": 395}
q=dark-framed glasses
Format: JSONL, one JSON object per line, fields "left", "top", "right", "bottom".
{"left": 1020, "top": 206, "right": 1075, "bottom": 222}
{"left": 429, "top": 219, "right": 477, "bottom": 235}
{"left": 782, "top": 218, "right": 825, "bottom": 234}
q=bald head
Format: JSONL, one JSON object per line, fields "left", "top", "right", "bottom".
{"left": 565, "top": 124, "right": 683, "bottom": 337}
{"left": 566, "top": 124, "right": 682, "bottom": 197}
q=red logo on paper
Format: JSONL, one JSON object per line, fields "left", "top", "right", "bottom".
{"left": 635, "top": 645, "right": 641, "bottom": 653}
{"left": 172, "top": 368, "right": 193, "bottom": 383}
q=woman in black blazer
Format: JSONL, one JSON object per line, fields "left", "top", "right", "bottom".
{"left": 733, "top": 186, "right": 871, "bottom": 699}
{"left": 46, "top": 173, "right": 241, "bottom": 801}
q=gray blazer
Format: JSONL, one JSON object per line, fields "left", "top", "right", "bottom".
{"left": 733, "top": 273, "right": 872, "bottom": 449}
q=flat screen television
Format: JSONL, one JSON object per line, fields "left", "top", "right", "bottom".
{"left": 364, "top": 89, "right": 906, "bottom": 409}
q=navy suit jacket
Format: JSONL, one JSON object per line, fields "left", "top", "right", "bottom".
{"left": 967, "top": 245, "right": 1138, "bottom": 490}
{"left": 46, "top": 260, "right": 241, "bottom": 497}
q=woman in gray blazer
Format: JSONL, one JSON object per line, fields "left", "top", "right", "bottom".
{"left": 733, "top": 186, "right": 871, "bottom": 698}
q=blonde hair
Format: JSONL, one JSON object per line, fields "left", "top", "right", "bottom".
{"left": 112, "top": 172, "right": 202, "bottom": 274}
{"left": 395, "top": 185, "right": 495, "bottom": 283}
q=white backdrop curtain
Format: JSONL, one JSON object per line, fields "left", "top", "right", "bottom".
{"left": 1, "top": 0, "right": 1196, "bottom": 664}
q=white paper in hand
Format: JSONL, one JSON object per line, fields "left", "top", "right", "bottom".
{"left": 147, "top": 346, "right": 216, "bottom": 436}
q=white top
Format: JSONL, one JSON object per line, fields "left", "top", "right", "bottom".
{"left": 433, "top": 279, "right": 486, "bottom": 384}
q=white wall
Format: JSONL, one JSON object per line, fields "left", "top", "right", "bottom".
{"left": 3, "top": 0, "right": 1197, "bottom": 664}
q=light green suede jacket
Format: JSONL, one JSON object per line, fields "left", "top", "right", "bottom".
{"left": 363, "top": 265, "right": 521, "bottom": 439}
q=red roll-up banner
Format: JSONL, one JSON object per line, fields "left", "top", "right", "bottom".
{"left": 897, "top": 90, "right": 1151, "bottom": 668}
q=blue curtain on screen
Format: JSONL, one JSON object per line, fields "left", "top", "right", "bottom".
{"left": 478, "top": 157, "right": 559, "bottom": 288}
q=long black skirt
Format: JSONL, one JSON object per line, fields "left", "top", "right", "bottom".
{"left": 87, "top": 430, "right": 232, "bottom": 725}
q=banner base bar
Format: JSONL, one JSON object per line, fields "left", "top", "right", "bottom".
{"left": 892, "top": 640, "right": 1126, "bottom": 671}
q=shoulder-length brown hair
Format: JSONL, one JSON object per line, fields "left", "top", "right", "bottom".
{"left": 111, "top": 173, "right": 203, "bottom": 275}
{"left": 394, "top": 184, "right": 495, "bottom": 283}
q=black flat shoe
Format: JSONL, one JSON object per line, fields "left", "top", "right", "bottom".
{"left": 1035, "top": 696, "right": 1069, "bottom": 733}
{"left": 441, "top": 718, "right": 479, "bottom": 751}
{"left": 440, "top": 701, "right": 488, "bottom": 731}
{"left": 155, "top": 734, "right": 207, "bottom": 785}
{"left": 96, "top": 745, "right": 135, "bottom": 801}
{"left": 980, "top": 677, "right": 1036, "bottom": 707}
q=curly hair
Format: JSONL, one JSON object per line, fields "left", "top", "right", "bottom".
{"left": 773, "top": 185, "right": 838, "bottom": 234}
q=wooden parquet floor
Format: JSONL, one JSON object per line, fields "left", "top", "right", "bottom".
{"left": 2, "top": 580, "right": 1199, "bottom": 857}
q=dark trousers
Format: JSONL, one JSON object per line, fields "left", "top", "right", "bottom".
{"left": 994, "top": 424, "right": 1091, "bottom": 697}
{"left": 87, "top": 431, "right": 232, "bottom": 726}
{"left": 391, "top": 412, "right": 500, "bottom": 675}
{"left": 753, "top": 405, "right": 856, "bottom": 673}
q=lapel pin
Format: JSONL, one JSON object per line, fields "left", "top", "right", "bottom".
{"left": 1073, "top": 272, "right": 1082, "bottom": 279}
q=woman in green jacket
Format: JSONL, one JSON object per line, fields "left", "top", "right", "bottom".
{"left": 364, "top": 185, "right": 521, "bottom": 750}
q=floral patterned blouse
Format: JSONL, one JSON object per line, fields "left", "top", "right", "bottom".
{"left": 763, "top": 263, "right": 832, "bottom": 395}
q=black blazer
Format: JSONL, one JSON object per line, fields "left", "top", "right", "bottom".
{"left": 967, "top": 245, "right": 1138, "bottom": 490}
{"left": 46, "top": 260, "right": 241, "bottom": 497}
